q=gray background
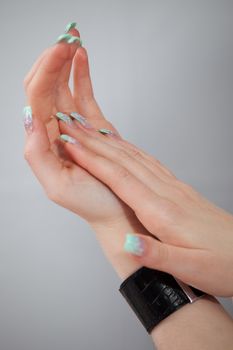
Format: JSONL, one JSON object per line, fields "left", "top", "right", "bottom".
{"left": 0, "top": 0, "right": 233, "bottom": 349}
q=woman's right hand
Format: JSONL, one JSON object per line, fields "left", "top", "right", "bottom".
{"left": 54, "top": 119, "right": 233, "bottom": 297}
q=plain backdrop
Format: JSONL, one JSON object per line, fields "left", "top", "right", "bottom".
{"left": 0, "top": 1, "right": 233, "bottom": 349}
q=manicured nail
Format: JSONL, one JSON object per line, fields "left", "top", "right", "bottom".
{"left": 56, "top": 112, "right": 74, "bottom": 126}
{"left": 65, "top": 22, "right": 77, "bottom": 33}
{"left": 70, "top": 112, "right": 93, "bottom": 129}
{"left": 124, "top": 234, "right": 145, "bottom": 256}
{"left": 98, "top": 128, "right": 114, "bottom": 136}
{"left": 67, "top": 36, "right": 82, "bottom": 46}
{"left": 23, "top": 106, "right": 33, "bottom": 133}
{"left": 56, "top": 33, "right": 72, "bottom": 43}
{"left": 60, "top": 134, "right": 80, "bottom": 146}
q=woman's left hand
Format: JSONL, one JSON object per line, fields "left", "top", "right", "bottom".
{"left": 56, "top": 118, "right": 233, "bottom": 297}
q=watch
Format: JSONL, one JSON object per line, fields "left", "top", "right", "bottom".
{"left": 119, "top": 266, "right": 206, "bottom": 333}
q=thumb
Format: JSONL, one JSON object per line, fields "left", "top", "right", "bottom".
{"left": 123, "top": 233, "right": 202, "bottom": 285}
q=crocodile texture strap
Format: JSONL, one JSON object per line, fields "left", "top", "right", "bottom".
{"left": 119, "top": 267, "right": 205, "bottom": 333}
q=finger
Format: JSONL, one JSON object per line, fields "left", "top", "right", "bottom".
{"left": 123, "top": 233, "right": 207, "bottom": 290}
{"left": 58, "top": 121, "right": 183, "bottom": 204}
{"left": 24, "top": 114, "right": 63, "bottom": 191}
{"left": 72, "top": 48, "right": 120, "bottom": 133}
{"left": 59, "top": 131, "right": 177, "bottom": 239}
{"left": 24, "top": 48, "right": 50, "bottom": 87}
{"left": 73, "top": 47, "right": 94, "bottom": 103}
{"left": 25, "top": 43, "right": 79, "bottom": 122}
{"left": 23, "top": 26, "right": 80, "bottom": 86}
{"left": 116, "top": 138, "right": 176, "bottom": 180}
{"left": 57, "top": 112, "right": 175, "bottom": 182}
{"left": 55, "top": 28, "right": 81, "bottom": 112}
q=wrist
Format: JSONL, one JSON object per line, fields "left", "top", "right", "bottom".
{"left": 89, "top": 211, "right": 148, "bottom": 279}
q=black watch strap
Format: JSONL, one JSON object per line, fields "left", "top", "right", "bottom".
{"left": 119, "top": 267, "right": 205, "bottom": 333}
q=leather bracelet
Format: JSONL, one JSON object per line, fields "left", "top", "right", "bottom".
{"left": 119, "top": 267, "right": 206, "bottom": 333}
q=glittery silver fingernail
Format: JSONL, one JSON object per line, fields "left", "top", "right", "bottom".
{"left": 70, "top": 112, "right": 93, "bottom": 129}
{"left": 56, "top": 112, "right": 74, "bottom": 126}
{"left": 23, "top": 106, "right": 33, "bottom": 133}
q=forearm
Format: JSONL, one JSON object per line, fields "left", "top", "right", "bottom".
{"left": 152, "top": 296, "right": 233, "bottom": 350}
{"left": 91, "top": 218, "right": 233, "bottom": 350}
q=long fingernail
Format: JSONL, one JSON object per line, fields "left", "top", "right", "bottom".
{"left": 56, "top": 33, "right": 82, "bottom": 46}
{"left": 97, "top": 128, "right": 115, "bottom": 136}
{"left": 65, "top": 21, "right": 77, "bottom": 33}
{"left": 124, "top": 234, "right": 145, "bottom": 256}
{"left": 60, "top": 134, "right": 80, "bottom": 146}
{"left": 67, "top": 36, "right": 82, "bottom": 46}
{"left": 56, "top": 33, "right": 73, "bottom": 43}
{"left": 23, "top": 106, "right": 33, "bottom": 134}
{"left": 56, "top": 112, "right": 74, "bottom": 126}
{"left": 70, "top": 112, "right": 93, "bottom": 129}
{"left": 98, "top": 128, "right": 120, "bottom": 139}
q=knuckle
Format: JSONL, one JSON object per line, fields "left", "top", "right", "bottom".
{"left": 156, "top": 244, "right": 169, "bottom": 266}
{"left": 144, "top": 239, "right": 169, "bottom": 268}
{"left": 141, "top": 198, "right": 183, "bottom": 233}
{"left": 127, "top": 148, "right": 143, "bottom": 161}
{"left": 46, "top": 189, "right": 57, "bottom": 203}
{"left": 159, "top": 199, "right": 182, "bottom": 223}
{"left": 115, "top": 149, "right": 130, "bottom": 161}
{"left": 24, "top": 147, "right": 33, "bottom": 163}
{"left": 173, "top": 179, "right": 198, "bottom": 200}
{"left": 46, "top": 186, "right": 61, "bottom": 204}
{"left": 115, "top": 165, "right": 131, "bottom": 181}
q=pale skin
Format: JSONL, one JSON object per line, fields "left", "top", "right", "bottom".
{"left": 24, "top": 26, "right": 233, "bottom": 349}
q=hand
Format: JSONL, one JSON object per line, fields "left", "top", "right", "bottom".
{"left": 24, "top": 26, "right": 134, "bottom": 224}
{"left": 23, "top": 24, "right": 152, "bottom": 279}
{"left": 54, "top": 119, "right": 233, "bottom": 297}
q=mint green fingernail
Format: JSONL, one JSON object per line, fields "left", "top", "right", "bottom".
{"left": 60, "top": 134, "right": 79, "bottom": 145}
{"left": 70, "top": 112, "right": 93, "bottom": 128}
{"left": 67, "top": 36, "right": 82, "bottom": 46}
{"left": 98, "top": 128, "right": 114, "bottom": 135}
{"left": 65, "top": 22, "right": 77, "bottom": 33}
{"left": 124, "top": 234, "right": 145, "bottom": 256}
{"left": 56, "top": 112, "right": 73, "bottom": 126}
{"left": 56, "top": 33, "right": 72, "bottom": 43}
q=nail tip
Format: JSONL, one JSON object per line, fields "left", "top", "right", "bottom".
{"left": 65, "top": 21, "right": 77, "bottom": 33}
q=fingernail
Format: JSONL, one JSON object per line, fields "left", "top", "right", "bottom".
{"left": 23, "top": 105, "right": 33, "bottom": 133}
{"left": 56, "top": 112, "right": 74, "bottom": 126}
{"left": 56, "top": 33, "right": 72, "bottom": 43}
{"left": 65, "top": 22, "right": 77, "bottom": 33}
{"left": 67, "top": 36, "right": 82, "bottom": 46}
{"left": 98, "top": 128, "right": 114, "bottom": 136}
{"left": 70, "top": 112, "right": 93, "bottom": 129}
{"left": 60, "top": 134, "right": 80, "bottom": 146}
{"left": 124, "top": 234, "right": 145, "bottom": 256}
